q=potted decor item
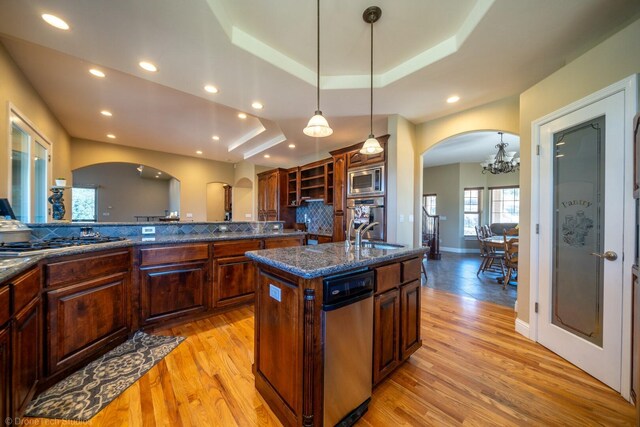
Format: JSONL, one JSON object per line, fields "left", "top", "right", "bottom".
{"left": 55, "top": 178, "right": 67, "bottom": 187}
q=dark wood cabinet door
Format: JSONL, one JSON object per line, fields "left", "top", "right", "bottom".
{"left": 0, "top": 326, "right": 10, "bottom": 423}
{"left": 332, "top": 154, "right": 346, "bottom": 214}
{"left": 46, "top": 273, "right": 129, "bottom": 376}
{"left": 373, "top": 288, "right": 400, "bottom": 385}
{"left": 333, "top": 214, "right": 345, "bottom": 243}
{"left": 140, "top": 262, "right": 208, "bottom": 325}
{"left": 13, "top": 298, "right": 40, "bottom": 417}
{"left": 347, "top": 147, "right": 385, "bottom": 169}
{"left": 266, "top": 172, "right": 278, "bottom": 212}
{"left": 213, "top": 256, "right": 256, "bottom": 307}
{"left": 400, "top": 280, "right": 422, "bottom": 360}
{"left": 263, "top": 236, "right": 304, "bottom": 249}
{"left": 258, "top": 175, "right": 268, "bottom": 214}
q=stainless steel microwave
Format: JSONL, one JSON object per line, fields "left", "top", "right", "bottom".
{"left": 347, "top": 165, "right": 384, "bottom": 197}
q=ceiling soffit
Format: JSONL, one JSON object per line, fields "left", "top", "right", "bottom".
{"left": 205, "top": 0, "right": 494, "bottom": 89}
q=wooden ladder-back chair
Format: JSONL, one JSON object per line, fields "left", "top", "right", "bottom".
{"left": 475, "top": 226, "right": 504, "bottom": 276}
{"left": 502, "top": 236, "right": 519, "bottom": 289}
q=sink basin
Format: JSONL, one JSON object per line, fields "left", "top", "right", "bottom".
{"left": 359, "top": 242, "right": 404, "bottom": 250}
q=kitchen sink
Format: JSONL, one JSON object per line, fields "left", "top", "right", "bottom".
{"left": 359, "top": 242, "right": 404, "bottom": 250}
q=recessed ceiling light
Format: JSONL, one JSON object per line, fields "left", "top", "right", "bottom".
{"left": 204, "top": 85, "right": 218, "bottom": 94}
{"left": 447, "top": 95, "right": 460, "bottom": 104}
{"left": 100, "top": 110, "right": 112, "bottom": 117}
{"left": 251, "top": 102, "right": 264, "bottom": 110}
{"left": 212, "top": 135, "right": 220, "bottom": 141}
{"left": 238, "top": 113, "right": 247, "bottom": 119}
{"left": 89, "top": 68, "right": 105, "bottom": 78}
{"left": 288, "top": 144, "right": 296, "bottom": 148}
{"left": 196, "top": 150, "right": 203, "bottom": 155}
{"left": 157, "top": 172, "right": 162, "bottom": 175}
{"left": 155, "top": 176, "right": 159, "bottom": 179}
{"left": 264, "top": 154, "right": 270, "bottom": 158}
{"left": 106, "top": 134, "right": 116, "bottom": 139}
{"left": 42, "top": 14, "right": 69, "bottom": 30}
{"left": 139, "top": 61, "right": 158, "bottom": 72}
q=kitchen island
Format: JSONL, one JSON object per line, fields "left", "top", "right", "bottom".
{"left": 246, "top": 242, "right": 427, "bottom": 427}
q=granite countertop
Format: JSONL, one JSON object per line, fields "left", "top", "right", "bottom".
{"left": 0, "top": 230, "right": 306, "bottom": 284}
{"left": 245, "top": 242, "right": 427, "bottom": 279}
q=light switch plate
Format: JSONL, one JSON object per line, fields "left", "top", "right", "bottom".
{"left": 186, "top": 213, "right": 193, "bottom": 218}
{"left": 269, "top": 284, "right": 282, "bottom": 302}
{"left": 399, "top": 214, "right": 405, "bottom": 223}
{"left": 245, "top": 213, "right": 252, "bottom": 218}
{"left": 409, "top": 214, "right": 414, "bottom": 223}
{"left": 440, "top": 215, "right": 447, "bottom": 220}
{"left": 142, "top": 226, "right": 156, "bottom": 235}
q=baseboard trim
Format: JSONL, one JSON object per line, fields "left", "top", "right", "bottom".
{"left": 440, "top": 246, "right": 481, "bottom": 254}
{"left": 515, "top": 318, "right": 530, "bottom": 339}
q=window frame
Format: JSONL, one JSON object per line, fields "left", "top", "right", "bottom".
{"left": 7, "top": 105, "right": 53, "bottom": 223}
{"left": 422, "top": 193, "right": 437, "bottom": 216}
{"left": 463, "top": 187, "right": 483, "bottom": 236}
{"left": 71, "top": 186, "right": 98, "bottom": 222}
{"left": 489, "top": 185, "right": 520, "bottom": 224}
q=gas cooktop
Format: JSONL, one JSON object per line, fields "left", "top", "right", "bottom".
{"left": 0, "top": 236, "right": 127, "bottom": 257}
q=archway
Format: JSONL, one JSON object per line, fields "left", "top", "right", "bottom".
{"left": 72, "top": 162, "right": 180, "bottom": 222}
{"left": 232, "top": 177, "right": 253, "bottom": 221}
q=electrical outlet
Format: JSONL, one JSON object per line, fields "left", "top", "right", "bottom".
{"left": 245, "top": 213, "right": 252, "bottom": 218}
{"left": 273, "top": 224, "right": 281, "bottom": 230}
{"left": 102, "top": 212, "right": 110, "bottom": 216}
{"left": 220, "top": 225, "right": 228, "bottom": 231}
{"left": 142, "top": 226, "right": 156, "bottom": 235}
{"left": 269, "top": 284, "right": 282, "bottom": 302}
{"left": 440, "top": 215, "right": 447, "bottom": 220}
{"left": 186, "top": 213, "right": 193, "bottom": 218}
{"left": 409, "top": 214, "right": 414, "bottom": 223}
{"left": 399, "top": 214, "right": 405, "bottom": 223}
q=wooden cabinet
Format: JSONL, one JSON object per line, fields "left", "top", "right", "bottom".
{"left": 257, "top": 168, "right": 295, "bottom": 227}
{"left": 224, "top": 185, "right": 233, "bottom": 213}
{"left": 373, "top": 256, "right": 422, "bottom": 385}
{"left": 139, "top": 244, "right": 210, "bottom": 326}
{"left": 373, "top": 288, "right": 400, "bottom": 385}
{"left": 44, "top": 250, "right": 131, "bottom": 378}
{"left": 400, "top": 280, "right": 421, "bottom": 360}
{"left": 213, "top": 240, "right": 262, "bottom": 307}
{"left": 264, "top": 236, "right": 305, "bottom": 249}
{"left": 286, "top": 167, "right": 299, "bottom": 207}
{"left": 298, "top": 159, "right": 333, "bottom": 204}
{"left": 12, "top": 297, "right": 41, "bottom": 417}
{"left": 332, "top": 153, "right": 347, "bottom": 241}
{"left": 0, "top": 325, "right": 9, "bottom": 424}
{"left": 347, "top": 141, "right": 386, "bottom": 169}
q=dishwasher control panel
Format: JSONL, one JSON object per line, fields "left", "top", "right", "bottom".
{"left": 322, "top": 269, "right": 374, "bottom": 308}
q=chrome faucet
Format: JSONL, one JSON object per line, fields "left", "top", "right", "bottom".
{"left": 354, "top": 222, "right": 379, "bottom": 247}
{"left": 345, "top": 218, "right": 355, "bottom": 247}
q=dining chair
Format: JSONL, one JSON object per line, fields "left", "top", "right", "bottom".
{"left": 502, "top": 237, "right": 519, "bottom": 289}
{"left": 504, "top": 227, "right": 518, "bottom": 237}
{"left": 475, "top": 226, "right": 504, "bottom": 276}
{"left": 483, "top": 224, "right": 493, "bottom": 237}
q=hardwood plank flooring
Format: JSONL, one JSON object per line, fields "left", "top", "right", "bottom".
{"left": 25, "top": 286, "right": 634, "bottom": 426}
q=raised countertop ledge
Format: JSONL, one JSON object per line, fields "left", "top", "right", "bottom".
{"left": 0, "top": 230, "right": 306, "bottom": 283}
{"left": 245, "top": 242, "right": 427, "bottom": 279}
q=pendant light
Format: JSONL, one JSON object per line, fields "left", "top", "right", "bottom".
{"left": 303, "top": 0, "right": 333, "bottom": 137}
{"left": 360, "top": 6, "right": 383, "bottom": 155}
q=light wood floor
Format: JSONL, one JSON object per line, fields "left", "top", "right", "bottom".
{"left": 27, "top": 286, "right": 634, "bottom": 426}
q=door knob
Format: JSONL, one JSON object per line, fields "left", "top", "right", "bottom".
{"left": 590, "top": 251, "right": 618, "bottom": 261}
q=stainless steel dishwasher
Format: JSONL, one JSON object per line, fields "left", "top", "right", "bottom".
{"left": 322, "top": 269, "right": 374, "bottom": 427}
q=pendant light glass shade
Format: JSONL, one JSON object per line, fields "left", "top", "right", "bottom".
{"left": 304, "top": 0, "right": 332, "bottom": 137}
{"left": 361, "top": 135, "right": 383, "bottom": 154}
{"left": 304, "top": 110, "right": 333, "bottom": 137}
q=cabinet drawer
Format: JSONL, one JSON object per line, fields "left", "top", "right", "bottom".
{"left": 264, "top": 236, "right": 303, "bottom": 249}
{"left": 140, "top": 244, "right": 209, "bottom": 266}
{"left": 375, "top": 263, "right": 400, "bottom": 294}
{"left": 213, "top": 240, "right": 262, "bottom": 257}
{"left": 46, "top": 250, "right": 130, "bottom": 287}
{"left": 401, "top": 258, "right": 422, "bottom": 283}
{"left": 0, "top": 286, "right": 9, "bottom": 326}
{"left": 13, "top": 268, "right": 40, "bottom": 313}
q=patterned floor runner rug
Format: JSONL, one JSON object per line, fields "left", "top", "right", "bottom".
{"left": 25, "top": 331, "right": 185, "bottom": 421}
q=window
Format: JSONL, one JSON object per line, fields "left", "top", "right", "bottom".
{"left": 72, "top": 187, "right": 97, "bottom": 222}
{"left": 10, "top": 111, "right": 51, "bottom": 223}
{"left": 463, "top": 188, "right": 482, "bottom": 236}
{"left": 423, "top": 194, "right": 436, "bottom": 215}
{"left": 490, "top": 186, "right": 520, "bottom": 224}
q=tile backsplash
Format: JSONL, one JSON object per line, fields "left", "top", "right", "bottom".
{"left": 296, "top": 201, "right": 333, "bottom": 235}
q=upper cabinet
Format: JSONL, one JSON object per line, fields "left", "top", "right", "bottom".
{"left": 299, "top": 159, "right": 333, "bottom": 205}
{"left": 257, "top": 168, "right": 295, "bottom": 227}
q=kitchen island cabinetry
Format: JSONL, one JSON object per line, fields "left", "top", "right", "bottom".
{"left": 246, "top": 242, "right": 426, "bottom": 427}
{"left": 139, "top": 244, "right": 210, "bottom": 325}
{"left": 213, "top": 240, "right": 261, "bottom": 308}
{"left": 44, "top": 250, "right": 131, "bottom": 381}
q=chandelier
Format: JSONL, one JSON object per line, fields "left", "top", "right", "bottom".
{"left": 481, "top": 132, "right": 520, "bottom": 175}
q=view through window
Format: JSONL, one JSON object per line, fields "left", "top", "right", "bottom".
{"left": 72, "top": 187, "right": 97, "bottom": 222}
{"left": 490, "top": 187, "right": 520, "bottom": 223}
{"left": 423, "top": 194, "right": 436, "bottom": 215}
{"left": 463, "top": 188, "right": 481, "bottom": 236}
